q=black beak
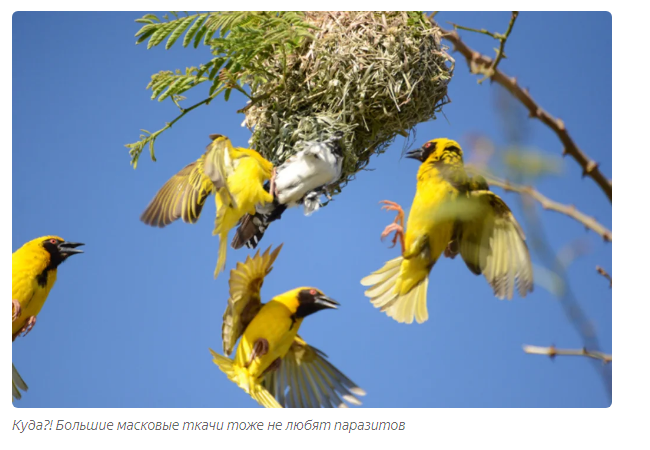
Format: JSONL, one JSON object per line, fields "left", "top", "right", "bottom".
{"left": 314, "top": 294, "right": 339, "bottom": 310}
{"left": 58, "top": 241, "right": 84, "bottom": 256}
{"left": 405, "top": 147, "right": 424, "bottom": 161}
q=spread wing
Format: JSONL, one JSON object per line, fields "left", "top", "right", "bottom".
{"left": 140, "top": 134, "right": 236, "bottom": 228}
{"left": 458, "top": 190, "right": 533, "bottom": 299}
{"left": 12, "top": 363, "right": 28, "bottom": 401}
{"left": 221, "top": 244, "right": 283, "bottom": 356}
{"left": 262, "top": 336, "right": 366, "bottom": 408}
{"left": 204, "top": 134, "right": 237, "bottom": 210}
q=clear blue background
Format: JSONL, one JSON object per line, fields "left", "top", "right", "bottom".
{"left": 12, "top": 12, "right": 612, "bottom": 408}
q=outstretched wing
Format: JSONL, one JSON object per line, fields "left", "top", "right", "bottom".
{"left": 458, "top": 190, "right": 533, "bottom": 299}
{"left": 140, "top": 134, "right": 236, "bottom": 227}
{"left": 12, "top": 363, "right": 28, "bottom": 401}
{"left": 221, "top": 244, "right": 283, "bottom": 356}
{"left": 140, "top": 157, "right": 214, "bottom": 227}
{"left": 204, "top": 134, "right": 237, "bottom": 210}
{"left": 262, "top": 336, "right": 366, "bottom": 408}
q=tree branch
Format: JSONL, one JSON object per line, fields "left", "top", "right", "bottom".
{"left": 485, "top": 11, "right": 518, "bottom": 80}
{"left": 439, "top": 25, "right": 612, "bottom": 203}
{"left": 125, "top": 89, "right": 224, "bottom": 168}
{"left": 596, "top": 266, "right": 612, "bottom": 287}
{"left": 523, "top": 345, "right": 612, "bottom": 364}
{"left": 468, "top": 167, "right": 612, "bottom": 242}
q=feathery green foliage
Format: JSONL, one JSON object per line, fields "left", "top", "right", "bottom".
{"left": 126, "top": 11, "right": 452, "bottom": 202}
{"left": 126, "top": 11, "right": 317, "bottom": 168}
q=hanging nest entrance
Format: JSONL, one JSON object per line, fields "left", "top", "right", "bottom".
{"left": 243, "top": 11, "right": 452, "bottom": 196}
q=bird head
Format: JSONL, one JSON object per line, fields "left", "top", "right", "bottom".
{"left": 405, "top": 138, "right": 464, "bottom": 164}
{"left": 35, "top": 236, "right": 84, "bottom": 269}
{"left": 275, "top": 287, "right": 339, "bottom": 319}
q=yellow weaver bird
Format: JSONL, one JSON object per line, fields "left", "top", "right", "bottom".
{"left": 210, "top": 244, "right": 366, "bottom": 408}
{"left": 12, "top": 236, "right": 84, "bottom": 400}
{"left": 361, "top": 138, "right": 533, "bottom": 324}
{"left": 140, "top": 134, "right": 274, "bottom": 277}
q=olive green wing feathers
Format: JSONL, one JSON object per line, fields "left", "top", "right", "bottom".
{"left": 12, "top": 363, "right": 27, "bottom": 401}
{"left": 140, "top": 134, "right": 236, "bottom": 227}
{"left": 458, "top": 190, "right": 534, "bottom": 299}
{"left": 262, "top": 336, "right": 366, "bottom": 408}
{"left": 221, "top": 244, "right": 283, "bottom": 356}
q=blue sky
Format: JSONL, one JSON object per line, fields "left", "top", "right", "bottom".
{"left": 12, "top": 12, "right": 611, "bottom": 408}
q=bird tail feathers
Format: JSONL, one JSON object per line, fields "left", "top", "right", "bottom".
{"left": 209, "top": 349, "right": 281, "bottom": 408}
{"left": 231, "top": 203, "right": 287, "bottom": 250}
{"left": 360, "top": 256, "right": 429, "bottom": 324}
{"left": 214, "top": 232, "right": 229, "bottom": 278}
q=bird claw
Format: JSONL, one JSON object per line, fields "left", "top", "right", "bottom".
{"left": 444, "top": 241, "right": 459, "bottom": 259}
{"left": 246, "top": 338, "right": 270, "bottom": 368}
{"left": 12, "top": 299, "right": 21, "bottom": 322}
{"left": 13, "top": 316, "right": 36, "bottom": 341}
{"left": 379, "top": 200, "right": 405, "bottom": 228}
{"left": 379, "top": 200, "right": 406, "bottom": 254}
{"left": 381, "top": 223, "right": 406, "bottom": 255}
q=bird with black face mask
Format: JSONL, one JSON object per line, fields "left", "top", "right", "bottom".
{"left": 361, "top": 138, "right": 533, "bottom": 325}
{"left": 231, "top": 133, "right": 344, "bottom": 250}
{"left": 12, "top": 236, "right": 84, "bottom": 400}
{"left": 210, "top": 244, "right": 365, "bottom": 408}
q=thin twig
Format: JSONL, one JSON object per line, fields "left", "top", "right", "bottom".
{"left": 439, "top": 25, "right": 613, "bottom": 203}
{"left": 447, "top": 21, "right": 500, "bottom": 39}
{"left": 523, "top": 345, "right": 612, "bottom": 364}
{"left": 468, "top": 167, "right": 612, "bottom": 242}
{"left": 596, "top": 266, "right": 612, "bottom": 287}
{"left": 126, "top": 89, "right": 225, "bottom": 167}
{"left": 482, "top": 11, "right": 518, "bottom": 82}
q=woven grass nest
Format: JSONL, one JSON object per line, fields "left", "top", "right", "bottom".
{"left": 243, "top": 11, "right": 452, "bottom": 198}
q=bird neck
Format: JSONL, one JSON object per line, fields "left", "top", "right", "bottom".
{"left": 418, "top": 152, "right": 466, "bottom": 186}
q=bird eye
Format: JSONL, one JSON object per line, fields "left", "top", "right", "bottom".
{"left": 309, "top": 289, "right": 317, "bottom": 296}
{"left": 50, "top": 239, "right": 58, "bottom": 245}
{"left": 424, "top": 142, "right": 432, "bottom": 149}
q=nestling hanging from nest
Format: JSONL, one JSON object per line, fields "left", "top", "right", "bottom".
{"left": 232, "top": 132, "right": 345, "bottom": 249}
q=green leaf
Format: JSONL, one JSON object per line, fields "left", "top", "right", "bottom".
{"left": 148, "top": 21, "right": 179, "bottom": 49}
{"left": 209, "top": 78, "right": 223, "bottom": 97}
{"left": 183, "top": 13, "right": 208, "bottom": 47}
{"left": 224, "top": 88, "right": 231, "bottom": 102}
{"left": 134, "top": 23, "right": 158, "bottom": 38}
{"left": 142, "top": 14, "right": 160, "bottom": 22}
{"left": 195, "top": 59, "right": 215, "bottom": 80}
{"left": 151, "top": 79, "right": 172, "bottom": 99}
{"left": 208, "top": 57, "right": 225, "bottom": 80}
{"left": 135, "top": 28, "right": 156, "bottom": 45}
{"left": 193, "top": 24, "right": 208, "bottom": 48}
{"left": 165, "top": 16, "right": 196, "bottom": 50}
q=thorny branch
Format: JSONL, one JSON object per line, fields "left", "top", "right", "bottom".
{"left": 439, "top": 23, "right": 613, "bottom": 203}
{"left": 596, "top": 266, "right": 612, "bottom": 287}
{"left": 449, "top": 11, "right": 519, "bottom": 83}
{"left": 523, "top": 345, "right": 612, "bottom": 364}
{"left": 468, "top": 167, "right": 612, "bottom": 242}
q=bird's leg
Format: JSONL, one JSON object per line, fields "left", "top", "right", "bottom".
{"left": 444, "top": 240, "right": 459, "bottom": 259}
{"left": 379, "top": 200, "right": 405, "bottom": 228}
{"left": 379, "top": 200, "right": 406, "bottom": 254}
{"left": 12, "top": 299, "right": 21, "bottom": 322}
{"left": 269, "top": 167, "right": 278, "bottom": 198}
{"left": 245, "top": 338, "right": 270, "bottom": 368}
{"left": 381, "top": 223, "right": 406, "bottom": 255}
{"left": 13, "top": 316, "right": 36, "bottom": 341}
{"left": 444, "top": 223, "right": 461, "bottom": 259}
